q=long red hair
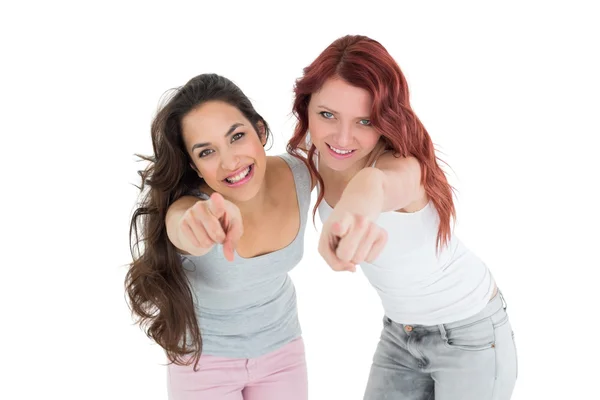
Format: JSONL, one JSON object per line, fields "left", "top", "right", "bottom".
{"left": 287, "top": 34, "right": 456, "bottom": 250}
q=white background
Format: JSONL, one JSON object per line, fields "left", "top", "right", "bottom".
{"left": 1, "top": 1, "right": 598, "bottom": 399}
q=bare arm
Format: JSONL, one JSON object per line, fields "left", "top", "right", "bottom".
{"left": 317, "top": 154, "right": 425, "bottom": 270}
{"left": 334, "top": 154, "right": 426, "bottom": 219}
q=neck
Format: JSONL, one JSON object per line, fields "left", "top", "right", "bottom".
{"left": 232, "top": 165, "right": 274, "bottom": 219}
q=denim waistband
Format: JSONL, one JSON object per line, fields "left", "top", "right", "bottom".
{"left": 398, "top": 290, "right": 507, "bottom": 333}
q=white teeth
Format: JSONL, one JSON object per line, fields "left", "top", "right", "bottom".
{"left": 226, "top": 166, "right": 250, "bottom": 183}
{"left": 328, "top": 144, "right": 354, "bottom": 155}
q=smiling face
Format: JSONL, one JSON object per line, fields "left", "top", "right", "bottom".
{"left": 307, "top": 77, "right": 381, "bottom": 172}
{"left": 181, "top": 100, "right": 267, "bottom": 202}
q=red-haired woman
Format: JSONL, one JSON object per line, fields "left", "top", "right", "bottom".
{"left": 288, "top": 35, "right": 517, "bottom": 400}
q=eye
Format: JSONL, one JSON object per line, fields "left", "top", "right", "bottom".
{"left": 198, "top": 149, "right": 214, "bottom": 158}
{"left": 359, "top": 119, "right": 371, "bottom": 126}
{"left": 231, "top": 132, "right": 245, "bottom": 142}
{"left": 319, "top": 111, "right": 334, "bottom": 119}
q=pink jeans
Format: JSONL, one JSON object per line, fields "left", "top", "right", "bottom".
{"left": 167, "top": 337, "right": 308, "bottom": 400}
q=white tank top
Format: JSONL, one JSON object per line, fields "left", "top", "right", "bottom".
{"left": 316, "top": 152, "right": 495, "bottom": 325}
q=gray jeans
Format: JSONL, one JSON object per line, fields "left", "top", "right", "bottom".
{"left": 364, "top": 291, "right": 517, "bottom": 400}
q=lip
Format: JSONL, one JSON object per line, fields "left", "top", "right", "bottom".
{"left": 326, "top": 143, "right": 356, "bottom": 159}
{"left": 223, "top": 164, "right": 254, "bottom": 187}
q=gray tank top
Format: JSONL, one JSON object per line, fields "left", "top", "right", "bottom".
{"left": 179, "top": 153, "right": 311, "bottom": 358}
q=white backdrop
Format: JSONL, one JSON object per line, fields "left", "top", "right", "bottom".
{"left": 1, "top": 1, "right": 598, "bottom": 399}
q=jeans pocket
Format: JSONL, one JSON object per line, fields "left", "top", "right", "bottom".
{"left": 490, "top": 306, "right": 509, "bottom": 328}
{"left": 442, "top": 317, "right": 496, "bottom": 351}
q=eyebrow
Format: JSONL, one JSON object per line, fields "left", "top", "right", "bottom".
{"left": 316, "top": 104, "right": 339, "bottom": 114}
{"left": 191, "top": 123, "right": 244, "bottom": 151}
{"left": 316, "top": 105, "right": 371, "bottom": 120}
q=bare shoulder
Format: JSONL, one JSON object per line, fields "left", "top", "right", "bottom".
{"left": 374, "top": 152, "right": 429, "bottom": 213}
{"left": 372, "top": 151, "right": 417, "bottom": 171}
{"left": 268, "top": 154, "right": 317, "bottom": 190}
{"left": 265, "top": 155, "right": 295, "bottom": 188}
{"left": 267, "top": 155, "right": 293, "bottom": 176}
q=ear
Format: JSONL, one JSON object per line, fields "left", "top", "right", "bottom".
{"left": 257, "top": 121, "right": 267, "bottom": 146}
{"left": 189, "top": 162, "right": 202, "bottom": 178}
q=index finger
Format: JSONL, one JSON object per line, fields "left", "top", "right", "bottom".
{"left": 207, "top": 192, "right": 227, "bottom": 219}
{"left": 222, "top": 214, "right": 243, "bottom": 262}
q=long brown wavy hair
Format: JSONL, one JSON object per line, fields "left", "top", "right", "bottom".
{"left": 287, "top": 34, "right": 456, "bottom": 250}
{"left": 126, "top": 73, "right": 271, "bottom": 369}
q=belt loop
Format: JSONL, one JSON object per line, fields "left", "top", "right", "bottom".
{"left": 499, "top": 290, "right": 507, "bottom": 310}
{"left": 438, "top": 324, "right": 448, "bottom": 341}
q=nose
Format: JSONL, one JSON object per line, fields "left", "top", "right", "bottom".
{"left": 220, "top": 150, "right": 241, "bottom": 171}
{"left": 334, "top": 123, "right": 353, "bottom": 148}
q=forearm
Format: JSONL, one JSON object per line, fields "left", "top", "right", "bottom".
{"left": 334, "top": 167, "right": 385, "bottom": 221}
{"left": 333, "top": 156, "right": 423, "bottom": 219}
